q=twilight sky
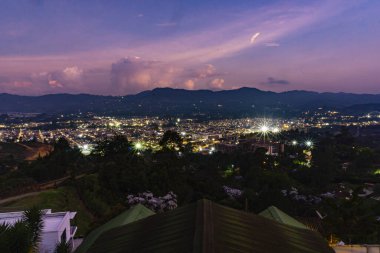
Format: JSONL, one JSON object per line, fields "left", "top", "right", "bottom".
{"left": 1, "top": 0, "right": 380, "bottom": 95}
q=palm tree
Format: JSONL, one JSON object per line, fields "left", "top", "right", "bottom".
{"left": 0, "top": 223, "right": 10, "bottom": 252}
{"left": 23, "top": 206, "right": 43, "bottom": 251}
{"left": 0, "top": 206, "right": 43, "bottom": 253}
{"left": 0, "top": 220, "right": 33, "bottom": 253}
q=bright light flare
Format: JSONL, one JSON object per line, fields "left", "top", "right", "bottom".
{"left": 134, "top": 142, "right": 143, "bottom": 150}
{"left": 260, "top": 125, "right": 269, "bottom": 133}
{"left": 292, "top": 140, "right": 298, "bottom": 146}
{"left": 305, "top": 140, "right": 313, "bottom": 147}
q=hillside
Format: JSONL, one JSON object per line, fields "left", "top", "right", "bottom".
{"left": 1, "top": 88, "right": 379, "bottom": 117}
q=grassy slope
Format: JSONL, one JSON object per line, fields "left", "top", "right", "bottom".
{"left": 0, "top": 142, "right": 52, "bottom": 161}
{"left": 0, "top": 186, "right": 94, "bottom": 236}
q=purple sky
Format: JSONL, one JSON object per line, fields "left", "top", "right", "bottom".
{"left": 1, "top": 0, "right": 380, "bottom": 95}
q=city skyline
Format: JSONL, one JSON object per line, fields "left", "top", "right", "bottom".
{"left": 1, "top": 0, "right": 380, "bottom": 95}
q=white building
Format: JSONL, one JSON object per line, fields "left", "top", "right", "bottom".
{"left": 0, "top": 209, "right": 77, "bottom": 253}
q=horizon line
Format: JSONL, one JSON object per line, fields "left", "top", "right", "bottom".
{"left": 1, "top": 86, "right": 380, "bottom": 97}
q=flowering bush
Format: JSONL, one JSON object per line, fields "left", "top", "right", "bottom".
{"left": 281, "top": 187, "right": 322, "bottom": 204}
{"left": 127, "top": 191, "right": 177, "bottom": 212}
{"left": 223, "top": 186, "right": 243, "bottom": 199}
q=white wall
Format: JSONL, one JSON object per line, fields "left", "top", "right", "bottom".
{"left": 39, "top": 231, "right": 58, "bottom": 253}
{"left": 334, "top": 245, "right": 380, "bottom": 253}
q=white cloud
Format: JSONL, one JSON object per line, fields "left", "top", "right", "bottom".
{"left": 110, "top": 57, "right": 224, "bottom": 94}
{"left": 265, "top": 42, "right": 280, "bottom": 47}
{"left": 209, "top": 78, "right": 225, "bottom": 89}
{"left": 250, "top": 32, "right": 261, "bottom": 44}
{"left": 62, "top": 66, "right": 83, "bottom": 80}
{"left": 48, "top": 79, "right": 63, "bottom": 88}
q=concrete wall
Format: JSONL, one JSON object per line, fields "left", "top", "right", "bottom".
{"left": 39, "top": 231, "right": 58, "bottom": 253}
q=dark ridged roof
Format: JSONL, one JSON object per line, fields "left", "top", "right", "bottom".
{"left": 75, "top": 204, "right": 154, "bottom": 253}
{"left": 259, "top": 205, "right": 310, "bottom": 230}
{"left": 87, "top": 199, "right": 334, "bottom": 253}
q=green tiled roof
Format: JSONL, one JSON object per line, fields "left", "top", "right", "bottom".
{"left": 75, "top": 204, "right": 154, "bottom": 253}
{"left": 86, "top": 199, "right": 334, "bottom": 253}
{"left": 259, "top": 205, "right": 310, "bottom": 230}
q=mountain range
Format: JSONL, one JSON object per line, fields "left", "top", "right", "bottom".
{"left": 1, "top": 87, "right": 379, "bottom": 118}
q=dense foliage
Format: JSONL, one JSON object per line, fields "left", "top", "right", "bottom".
{"left": 1, "top": 127, "right": 379, "bottom": 244}
{"left": 0, "top": 207, "right": 43, "bottom": 253}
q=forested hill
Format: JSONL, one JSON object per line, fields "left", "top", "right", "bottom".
{"left": 1, "top": 87, "right": 379, "bottom": 117}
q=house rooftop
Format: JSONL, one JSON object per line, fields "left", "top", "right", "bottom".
{"left": 259, "top": 205, "right": 310, "bottom": 230}
{"left": 87, "top": 199, "right": 334, "bottom": 253}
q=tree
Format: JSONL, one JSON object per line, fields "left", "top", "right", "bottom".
{"left": 92, "top": 135, "right": 131, "bottom": 157}
{"left": 349, "top": 147, "right": 375, "bottom": 174}
{"left": 0, "top": 206, "right": 43, "bottom": 253}
{"left": 54, "top": 240, "right": 70, "bottom": 253}
{"left": 23, "top": 206, "right": 43, "bottom": 251}
{"left": 322, "top": 191, "right": 379, "bottom": 243}
{"left": 0, "top": 220, "right": 33, "bottom": 253}
{"left": 159, "top": 130, "right": 183, "bottom": 151}
{"left": 54, "top": 138, "right": 71, "bottom": 152}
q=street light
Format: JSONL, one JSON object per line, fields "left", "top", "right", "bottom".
{"left": 134, "top": 142, "right": 143, "bottom": 150}
{"left": 260, "top": 125, "right": 269, "bottom": 133}
{"left": 305, "top": 140, "right": 313, "bottom": 148}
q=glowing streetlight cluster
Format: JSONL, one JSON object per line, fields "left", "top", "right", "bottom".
{"left": 134, "top": 141, "right": 143, "bottom": 150}
{"left": 257, "top": 124, "right": 281, "bottom": 134}
{"left": 290, "top": 139, "right": 314, "bottom": 148}
{"left": 260, "top": 125, "right": 270, "bottom": 133}
{"left": 256, "top": 122, "right": 282, "bottom": 142}
{"left": 305, "top": 140, "right": 313, "bottom": 148}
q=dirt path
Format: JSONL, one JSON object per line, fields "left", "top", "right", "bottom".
{"left": 0, "top": 191, "right": 41, "bottom": 204}
{"left": 0, "top": 174, "right": 86, "bottom": 205}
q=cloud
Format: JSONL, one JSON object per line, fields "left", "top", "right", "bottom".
{"left": 156, "top": 22, "right": 177, "bottom": 27}
{"left": 30, "top": 66, "right": 83, "bottom": 90}
{"left": 110, "top": 57, "right": 223, "bottom": 94}
{"left": 262, "top": 77, "right": 290, "bottom": 85}
{"left": 48, "top": 79, "right": 63, "bottom": 88}
{"left": 13, "top": 81, "right": 33, "bottom": 88}
{"left": 62, "top": 66, "right": 83, "bottom": 80}
{"left": 110, "top": 57, "right": 178, "bottom": 94}
{"left": 0, "top": 58, "right": 224, "bottom": 95}
{"left": 186, "top": 64, "right": 216, "bottom": 79}
{"left": 0, "top": 66, "right": 92, "bottom": 95}
{"left": 209, "top": 78, "right": 225, "bottom": 90}
{"left": 184, "top": 79, "right": 195, "bottom": 90}
{"left": 250, "top": 32, "right": 260, "bottom": 44}
{"left": 265, "top": 42, "right": 280, "bottom": 47}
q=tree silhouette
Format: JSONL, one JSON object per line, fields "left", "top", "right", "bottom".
{"left": 159, "top": 130, "right": 183, "bottom": 151}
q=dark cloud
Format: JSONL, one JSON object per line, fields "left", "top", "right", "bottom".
{"left": 262, "top": 77, "right": 290, "bottom": 85}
